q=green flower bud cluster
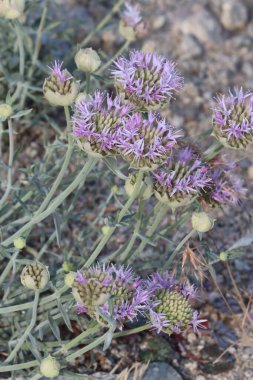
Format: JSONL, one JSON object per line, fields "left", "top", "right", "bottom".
{"left": 155, "top": 290, "right": 193, "bottom": 335}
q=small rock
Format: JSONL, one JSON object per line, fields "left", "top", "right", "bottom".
{"left": 221, "top": 0, "right": 248, "bottom": 31}
{"left": 90, "top": 373, "right": 116, "bottom": 380}
{"left": 152, "top": 15, "right": 166, "bottom": 30}
{"left": 173, "top": 7, "right": 222, "bottom": 44}
{"left": 142, "top": 362, "right": 182, "bottom": 380}
{"left": 179, "top": 34, "right": 203, "bottom": 59}
{"left": 196, "top": 376, "right": 206, "bottom": 380}
{"left": 248, "top": 166, "right": 253, "bottom": 180}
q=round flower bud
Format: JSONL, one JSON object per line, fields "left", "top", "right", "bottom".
{"left": 125, "top": 173, "right": 153, "bottom": 200}
{"left": 111, "top": 185, "right": 118, "bottom": 194}
{"left": 0, "top": 0, "right": 25, "bottom": 20}
{"left": 219, "top": 251, "right": 228, "bottom": 261}
{"left": 75, "top": 91, "right": 88, "bottom": 104}
{"left": 40, "top": 356, "right": 60, "bottom": 378}
{"left": 43, "top": 60, "right": 79, "bottom": 106}
{"left": 102, "top": 225, "right": 111, "bottom": 236}
{"left": 119, "top": 20, "right": 136, "bottom": 41}
{"left": 64, "top": 272, "right": 76, "bottom": 288}
{"left": 62, "top": 261, "right": 74, "bottom": 272}
{"left": 13, "top": 237, "right": 26, "bottom": 250}
{"left": 75, "top": 48, "right": 101, "bottom": 73}
{"left": 191, "top": 212, "right": 214, "bottom": 233}
{"left": 21, "top": 262, "right": 50, "bottom": 290}
{"left": 0, "top": 103, "right": 12, "bottom": 121}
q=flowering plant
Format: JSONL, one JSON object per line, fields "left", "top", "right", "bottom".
{"left": 0, "top": 1, "right": 250, "bottom": 378}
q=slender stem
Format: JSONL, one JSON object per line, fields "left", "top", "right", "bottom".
{"left": 0, "top": 285, "right": 68, "bottom": 315}
{"left": 30, "top": 106, "right": 73, "bottom": 215}
{"left": 0, "top": 360, "right": 39, "bottom": 373}
{"left": 0, "top": 251, "right": 19, "bottom": 287}
{"left": 129, "top": 202, "right": 169, "bottom": 262}
{"left": 1, "top": 157, "right": 97, "bottom": 247}
{"left": 0, "top": 119, "right": 14, "bottom": 209}
{"left": 19, "top": 0, "right": 49, "bottom": 109}
{"left": 55, "top": 323, "right": 101, "bottom": 354}
{"left": 97, "top": 40, "right": 130, "bottom": 74}
{"left": 5, "top": 291, "right": 40, "bottom": 363}
{"left": 65, "top": 323, "right": 151, "bottom": 362}
{"left": 86, "top": 73, "right": 91, "bottom": 93}
{"left": 0, "top": 191, "right": 33, "bottom": 224}
{"left": 166, "top": 229, "right": 195, "bottom": 266}
{"left": 83, "top": 170, "right": 144, "bottom": 268}
{"left": 14, "top": 21, "right": 25, "bottom": 78}
{"left": 120, "top": 199, "right": 144, "bottom": 262}
{"left": 69, "top": 0, "right": 124, "bottom": 61}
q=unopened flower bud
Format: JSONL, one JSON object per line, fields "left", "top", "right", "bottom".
{"left": 0, "top": 0, "right": 25, "bottom": 20}
{"left": 111, "top": 185, "right": 118, "bottom": 194}
{"left": 75, "top": 48, "right": 101, "bottom": 73}
{"left": 13, "top": 237, "right": 26, "bottom": 250}
{"left": 102, "top": 225, "right": 111, "bottom": 236}
{"left": 219, "top": 251, "right": 228, "bottom": 261}
{"left": 191, "top": 212, "right": 214, "bottom": 233}
{"left": 64, "top": 272, "right": 76, "bottom": 288}
{"left": 75, "top": 91, "right": 88, "bottom": 104}
{"left": 62, "top": 261, "right": 74, "bottom": 272}
{"left": 40, "top": 356, "right": 60, "bottom": 378}
{"left": 21, "top": 262, "right": 50, "bottom": 290}
{"left": 43, "top": 60, "right": 79, "bottom": 106}
{"left": 125, "top": 173, "right": 153, "bottom": 200}
{"left": 119, "top": 20, "right": 136, "bottom": 41}
{"left": 0, "top": 103, "right": 12, "bottom": 121}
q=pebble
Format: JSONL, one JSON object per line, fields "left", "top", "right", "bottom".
{"left": 247, "top": 166, "right": 253, "bottom": 180}
{"left": 152, "top": 15, "right": 166, "bottom": 30}
{"left": 220, "top": 0, "right": 248, "bottom": 31}
{"left": 142, "top": 362, "right": 183, "bottom": 380}
{"left": 173, "top": 8, "right": 222, "bottom": 44}
{"left": 179, "top": 34, "right": 203, "bottom": 59}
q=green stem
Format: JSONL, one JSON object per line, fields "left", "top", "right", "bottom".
{"left": 5, "top": 291, "right": 40, "bottom": 363}
{"left": 0, "top": 251, "right": 19, "bottom": 287}
{"left": 0, "top": 119, "right": 14, "bottom": 209}
{"left": 0, "top": 285, "right": 68, "bottom": 315}
{"left": 1, "top": 157, "right": 97, "bottom": 247}
{"left": 166, "top": 229, "right": 196, "bottom": 266}
{"left": 30, "top": 106, "right": 73, "bottom": 215}
{"left": 19, "top": 0, "right": 49, "bottom": 109}
{"left": 120, "top": 199, "right": 144, "bottom": 262}
{"left": 14, "top": 21, "right": 25, "bottom": 78}
{"left": 129, "top": 202, "right": 169, "bottom": 262}
{"left": 0, "top": 360, "right": 39, "bottom": 373}
{"left": 97, "top": 40, "right": 130, "bottom": 74}
{"left": 65, "top": 323, "right": 151, "bottom": 362}
{"left": 55, "top": 323, "right": 101, "bottom": 354}
{"left": 86, "top": 73, "right": 91, "bottom": 93}
{"left": 82, "top": 170, "right": 144, "bottom": 268}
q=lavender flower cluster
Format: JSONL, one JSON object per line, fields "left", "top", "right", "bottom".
{"left": 72, "top": 264, "right": 206, "bottom": 335}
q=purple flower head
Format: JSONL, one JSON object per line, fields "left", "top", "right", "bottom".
{"left": 201, "top": 156, "right": 246, "bottom": 206}
{"left": 213, "top": 87, "right": 253, "bottom": 149}
{"left": 72, "top": 91, "right": 132, "bottom": 157}
{"left": 48, "top": 60, "right": 72, "bottom": 83}
{"left": 153, "top": 145, "right": 211, "bottom": 209}
{"left": 145, "top": 271, "right": 200, "bottom": 335}
{"left": 119, "top": 3, "right": 147, "bottom": 42}
{"left": 72, "top": 264, "right": 148, "bottom": 328}
{"left": 111, "top": 50, "right": 183, "bottom": 111}
{"left": 44, "top": 60, "right": 79, "bottom": 106}
{"left": 122, "top": 3, "right": 142, "bottom": 27}
{"left": 118, "top": 111, "right": 181, "bottom": 170}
